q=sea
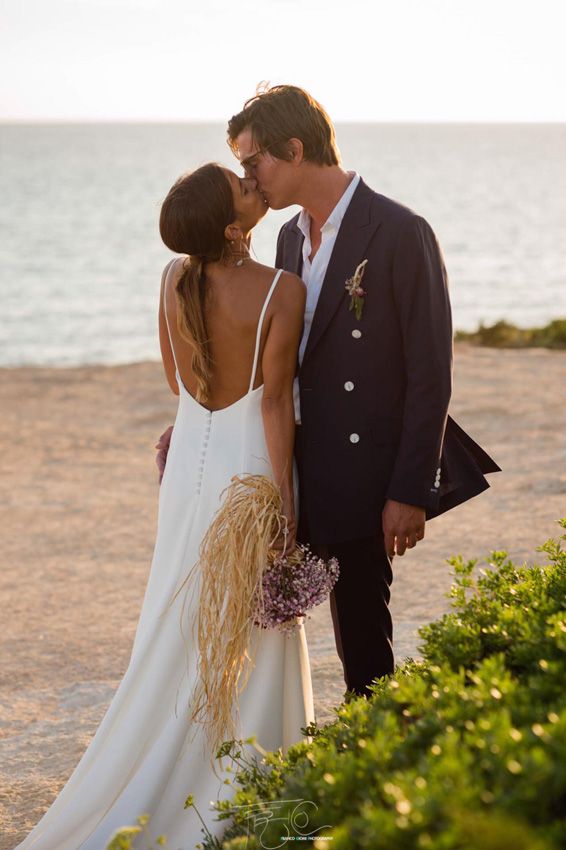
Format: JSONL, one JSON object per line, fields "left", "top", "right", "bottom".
{"left": 1, "top": 122, "right": 565, "bottom": 366}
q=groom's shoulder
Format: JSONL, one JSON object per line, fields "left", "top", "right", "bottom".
{"left": 361, "top": 179, "right": 444, "bottom": 249}
{"left": 276, "top": 178, "right": 426, "bottom": 237}
{"left": 360, "top": 178, "right": 420, "bottom": 227}
{"left": 278, "top": 211, "right": 301, "bottom": 236}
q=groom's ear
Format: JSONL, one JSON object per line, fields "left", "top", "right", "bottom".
{"left": 287, "top": 138, "right": 304, "bottom": 165}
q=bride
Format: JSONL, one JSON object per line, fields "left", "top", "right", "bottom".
{"left": 15, "top": 163, "right": 314, "bottom": 850}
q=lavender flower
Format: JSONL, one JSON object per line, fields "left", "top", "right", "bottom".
{"left": 254, "top": 545, "right": 340, "bottom": 635}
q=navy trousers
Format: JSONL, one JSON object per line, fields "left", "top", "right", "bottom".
{"left": 295, "top": 427, "right": 395, "bottom": 696}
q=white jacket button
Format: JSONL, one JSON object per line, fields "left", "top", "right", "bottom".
{"left": 344, "top": 381, "right": 354, "bottom": 391}
{"left": 352, "top": 329, "right": 362, "bottom": 338}
{"left": 349, "top": 433, "right": 360, "bottom": 444}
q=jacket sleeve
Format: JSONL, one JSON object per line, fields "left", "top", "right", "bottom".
{"left": 385, "top": 214, "right": 453, "bottom": 509}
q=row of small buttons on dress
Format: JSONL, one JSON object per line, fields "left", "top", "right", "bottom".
{"left": 348, "top": 328, "right": 362, "bottom": 442}
{"left": 196, "top": 411, "right": 213, "bottom": 495}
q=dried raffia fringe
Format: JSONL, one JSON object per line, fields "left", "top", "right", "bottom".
{"left": 166, "top": 473, "right": 295, "bottom": 772}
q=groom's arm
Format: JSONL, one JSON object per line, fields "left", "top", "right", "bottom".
{"left": 385, "top": 214, "right": 453, "bottom": 512}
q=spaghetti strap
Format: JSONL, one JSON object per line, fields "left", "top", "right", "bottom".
{"left": 248, "top": 268, "right": 284, "bottom": 393}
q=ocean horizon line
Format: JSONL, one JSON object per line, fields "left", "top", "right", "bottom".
{"left": 2, "top": 118, "right": 566, "bottom": 126}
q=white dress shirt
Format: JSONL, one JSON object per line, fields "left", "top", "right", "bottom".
{"left": 293, "top": 171, "right": 361, "bottom": 423}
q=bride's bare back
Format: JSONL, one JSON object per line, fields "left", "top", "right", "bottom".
{"left": 160, "top": 256, "right": 303, "bottom": 411}
{"left": 159, "top": 254, "right": 305, "bottom": 549}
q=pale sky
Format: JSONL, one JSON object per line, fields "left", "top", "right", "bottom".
{"left": 1, "top": 0, "right": 565, "bottom": 122}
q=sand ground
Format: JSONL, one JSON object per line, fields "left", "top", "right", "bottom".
{"left": 1, "top": 345, "right": 565, "bottom": 847}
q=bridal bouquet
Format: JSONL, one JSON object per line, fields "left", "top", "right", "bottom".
{"left": 170, "top": 473, "right": 339, "bottom": 756}
{"left": 254, "top": 544, "right": 339, "bottom": 634}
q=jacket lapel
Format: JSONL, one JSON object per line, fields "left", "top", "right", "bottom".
{"left": 302, "top": 178, "right": 381, "bottom": 364}
{"left": 284, "top": 217, "right": 304, "bottom": 276}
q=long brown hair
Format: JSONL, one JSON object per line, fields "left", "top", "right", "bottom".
{"left": 227, "top": 84, "right": 340, "bottom": 167}
{"left": 159, "top": 163, "right": 235, "bottom": 403}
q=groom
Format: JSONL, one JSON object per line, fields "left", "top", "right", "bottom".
{"left": 157, "top": 86, "right": 500, "bottom": 698}
{"left": 224, "top": 85, "right": 500, "bottom": 697}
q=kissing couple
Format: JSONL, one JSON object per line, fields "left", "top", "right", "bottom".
{"left": 15, "top": 85, "right": 499, "bottom": 850}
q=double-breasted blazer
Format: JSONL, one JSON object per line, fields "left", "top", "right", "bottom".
{"left": 275, "top": 177, "right": 500, "bottom": 545}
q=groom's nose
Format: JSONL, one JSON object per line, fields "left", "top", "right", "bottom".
{"left": 244, "top": 177, "right": 258, "bottom": 191}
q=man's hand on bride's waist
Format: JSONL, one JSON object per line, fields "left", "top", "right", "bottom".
{"left": 155, "top": 425, "right": 173, "bottom": 483}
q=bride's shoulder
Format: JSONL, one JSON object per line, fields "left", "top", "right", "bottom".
{"left": 163, "top": 255, "right": 188, "bottom": 278}
{"left": 160, "top": 256, "right": 188, "bottom": 292}
{"left": 271, "top": 272, "right": 306, "bottom": 328}
{"left": 279, "top": 270, "right": 306, "bottom": 304}
{"left": 260, "top": 264, "right": 305, "bottom": 296}
{"left": 250, "top": 262, "right": 305, "bottom": 301}
{"left": 278, "top": 269, "right": 305, "bottom": 290}
{"left": 267, "top": 268, "right": 305, "bottom": 310}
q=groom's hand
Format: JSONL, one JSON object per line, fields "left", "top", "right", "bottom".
{"left": 155, "top": 425, "right": 173, "bottom": 484}
{"left": 382, "top": 499, "right": 426, "bottom": 558}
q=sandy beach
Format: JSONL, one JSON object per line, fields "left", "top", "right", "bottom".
{"left": 1, "top": 344, "right": 565, "bottom": 848}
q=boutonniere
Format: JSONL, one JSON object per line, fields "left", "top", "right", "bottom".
{"left": 345, "top": 259, "right": 368, "bottom": 321}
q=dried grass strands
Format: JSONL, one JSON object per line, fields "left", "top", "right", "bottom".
{"left": 183, "top": 473, "right": 287, "bottom": 755}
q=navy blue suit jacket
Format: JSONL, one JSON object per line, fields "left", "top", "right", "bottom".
{"left": 276, "top": 177, "right": 500, "bottom": 545}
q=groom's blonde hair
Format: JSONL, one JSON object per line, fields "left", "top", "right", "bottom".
{"left": 227, "top": 84, "right": 340, "bottom": 166}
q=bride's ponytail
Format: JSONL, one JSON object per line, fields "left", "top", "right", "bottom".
{"left": 159, "top": 163, "right": 235, "bottom": 404}
{"left": 175, "top": 256, "right": 212, "bottom": 403}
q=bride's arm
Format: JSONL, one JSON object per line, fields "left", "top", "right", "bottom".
{"left": 154, "top": 260, "right": 181, "bottom": 484}
{"left": 261, "top": 272, "right": 306, "bottom": 552}
{"left": 158, "top": 258, "right": 183, "bottom": 396}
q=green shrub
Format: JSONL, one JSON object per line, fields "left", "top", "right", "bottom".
{"left": 454, "top": 318, "right": 566, "bottom": 348}
{"left": 205, "top": 521, "right": 566, "bottom": 850}
{"left": 106, "top": 522, "right": 566, "bottom": 850}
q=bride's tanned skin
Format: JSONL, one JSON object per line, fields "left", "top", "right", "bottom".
{"left": 159, "top": 167, "right": 305, "bottom": 551}
{"left": 236, "top": 130, "right": 426, "bottom": 558}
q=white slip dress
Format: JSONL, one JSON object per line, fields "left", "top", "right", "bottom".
{"left": 15, "top": 267, "right": 315, "bottom": 850}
